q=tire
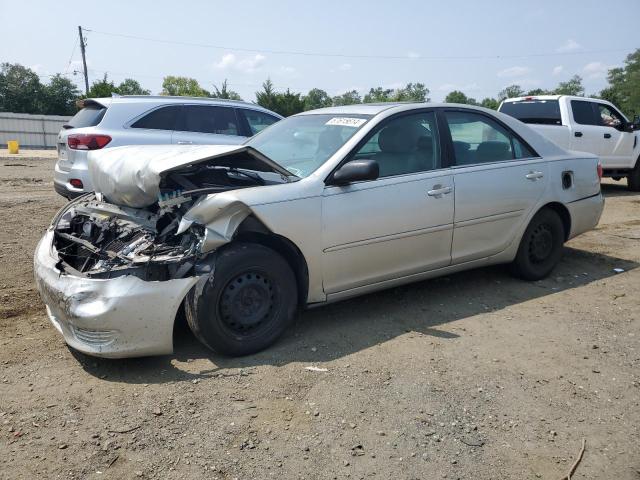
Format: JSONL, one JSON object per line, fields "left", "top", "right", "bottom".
{"left": 628, "top": 159, "right": 640, "bottom": 191}
{"left": 185, "top": 242, "right": 297, "bottom": 356}
{"left": 510, "top": 209, "right": 565, "bottom": 281}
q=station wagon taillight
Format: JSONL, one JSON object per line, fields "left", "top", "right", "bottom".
{"left": 67, "top": 134, "right": 112, "bottom": 150}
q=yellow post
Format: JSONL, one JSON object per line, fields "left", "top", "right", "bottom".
{"left": 7, "top": 140, "right": 19, "bottom": 154}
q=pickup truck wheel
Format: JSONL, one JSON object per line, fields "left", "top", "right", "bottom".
{"left": 627, "top": 160, "right": 640, "bottom": 191}
{"left": 186, "top": 243, "right": 298, "bottom": 356}
{"left": 510, "top": 209, "right": 565, "bottom": 281}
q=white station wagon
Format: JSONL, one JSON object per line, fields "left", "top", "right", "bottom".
{"left": 35, "top": 103, "right": 604, "bottom": 358}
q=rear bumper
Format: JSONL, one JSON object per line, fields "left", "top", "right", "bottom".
{"left": 54, "top": 154, "right": 92, "bottom": 198}
{"left": 33, "top": 230, "right": 200, "bottom": 358}
{"left": 566, "top": 193, "right": 604, "bottom": 240}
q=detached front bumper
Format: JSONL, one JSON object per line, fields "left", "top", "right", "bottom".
{"left": 34, "top": 230, "right": 200, "bottom": 358}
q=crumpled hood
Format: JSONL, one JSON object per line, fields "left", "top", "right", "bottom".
{"left": 88, "top": 144, "right": 291, "bottom": 208}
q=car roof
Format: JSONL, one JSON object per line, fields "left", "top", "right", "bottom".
{"left": 501, "top": 94, "right": 604, "bottom": 103}
{"left": 85, "top": 95, "right": 282, "bottom": 116}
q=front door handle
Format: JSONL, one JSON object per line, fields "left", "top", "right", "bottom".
{"left": 574, "top": 131, "right": 583, "bottom": 137}
{"left": 177, "top": 141, "right": 193, "bottom": 145}
{"left": 525, "top": 171, "right": 544, "bottom": 181}
{"left": 604, "top": 133, "right": 612, "bottom": 139}
{"left": 427, "top": 185, "right": 453, "bottom": 198}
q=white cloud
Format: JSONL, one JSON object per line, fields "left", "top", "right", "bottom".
{"left": 338, "top": 63, "right": 352, "bottom": 71}
{"left": 407, "top": 51, "right": 421, "bottom": 59}
{"left": 214, "top": 53, "right": 266, "bottom": 73}
{"left": 497, "top": 66, "right": 532, "bottom": 78}
{"left": 557, "top": 39, "right": 581, "bottom": 53}
{"left": 582, "top": 61, "right": 611, "bottom": 79}
{"left": 552, "top": 65, "right": 564, "bottom": 76}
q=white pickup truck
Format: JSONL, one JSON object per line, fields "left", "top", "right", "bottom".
{"left": 499, "top": 95, "right": 640, "bottom": 190}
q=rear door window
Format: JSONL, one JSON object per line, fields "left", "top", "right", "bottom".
{"left": 571, "top": 100, "right": 599, "bottom": 126}
{"left": 131, "top": 105, "right": 181, "bottom": 130}
{"left": 238, "top": 109, "right": 280, "bottom": 135}
{"left": 499, "top": 100, "right": 561, "bottom": 125}
{"left": 66, "top": 105, "right": 107, "bottom": 128}
{"left": 177, "top": 105, "right": 240, "bottom": 135}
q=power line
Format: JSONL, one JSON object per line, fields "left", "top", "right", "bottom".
{"left": 63, "top": 37, "right": 79, "bottom": 75}
{"left": 83, "top": 27, "right": 628, "bottom": 61}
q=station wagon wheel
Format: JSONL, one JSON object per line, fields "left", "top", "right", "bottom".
{"left": 185, "top": 243, "right": 298, "bottom": 356}
{"left": 510, "top": 208, "right": 565, "bottom": 281}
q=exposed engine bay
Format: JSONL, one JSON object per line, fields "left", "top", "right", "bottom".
{"left": 52, "top": 149, "right": 293, "bottom": 280}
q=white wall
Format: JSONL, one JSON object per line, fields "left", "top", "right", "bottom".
{"left": 0, "top": 112, "right": 71, "bottom": 149}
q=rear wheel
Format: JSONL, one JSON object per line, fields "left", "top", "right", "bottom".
{"left": 186, "top": 243, "right": 297, "bottom": 356}
{"left": 510, "top": 209, "right": 565, "bottom": 281}
{"left": 627, "top": 159, "right": 640, "bottom": 191}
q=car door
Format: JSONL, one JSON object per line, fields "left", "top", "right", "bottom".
{"left": 321, "top": 110, "right": 454, "bottom": 294}
{"left": 442, "top": 109, "right": 548, "bottom": 264}
{"left": 172, "top": 105, "right": 245, "bottom": 145}
{"left": 594, "top": 103, "right": 635, "bottom": 168}
{"left": 568, "top": 100, "right": 606, "bottom": 157}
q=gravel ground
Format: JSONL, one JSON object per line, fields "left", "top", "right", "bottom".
{"left": 1, "top": 156, "right": 639, "bottom": 479}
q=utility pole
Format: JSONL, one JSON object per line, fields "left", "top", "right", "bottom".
{"left": 78, "top": 26, "right": 89, "bottom": 96}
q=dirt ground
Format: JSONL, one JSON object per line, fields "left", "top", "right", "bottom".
{"left": 1, "top": 153, "right": 639, "bottom": 480}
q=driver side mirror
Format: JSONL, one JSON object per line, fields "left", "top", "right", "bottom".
{"left": 329, "top": 159, "right": 379, "bottom": 185}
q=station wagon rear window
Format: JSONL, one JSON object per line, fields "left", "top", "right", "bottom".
{"left": 499, "top": 100, "right": 562, "bottom": 125}
{"left": 66, "top": 104, "right": 107, "bottom": 128}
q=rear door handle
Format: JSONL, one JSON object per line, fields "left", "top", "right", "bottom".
{"left": 574, "top": 131, "right": 583, "bottom": 137}
{"left": 604, "top": 133, "right": 612, "bottom": 139}
{"left": 177, "top": 141, "right": 193, "bottom": 145}
{"left": 525, "top": 171, "right": 544, "bottom": 180}
{"left": 427, "top": 185, "right": 452, "bottom": 198}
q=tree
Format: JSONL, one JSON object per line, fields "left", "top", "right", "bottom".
{"left": 43, "top": 74, "right": 80, "bottom": 115}
{"left": 363, "top": 87, "right": 393, "bottom": 103}
{"left": 332, "top": 90, "right": 361, "bottom": 106}
{"left": 480, "top": 98, "right": 499, "bottom": 110}
{"left": 599, "top": 49, "right": 640, "bottom": 117}
{"left": 498, "top": 84, "right": 525, "bottom": 101}
{"left": 117, "top": 78, "right": 150, "bottom": 95}
{"left": 303, "top": 88, "right": 332, "bottom": 110}
{"left": 255, "top": 80, "right": 304, "bottom": 116}
{"left": 211, "top": 79, "right": 242, "bottom": 100}
{"left": 553, "top": 75, "right": 584, "bottom": 96}
{"left": 255, "top": 79, "right": 279, "bottom": 112}
{"left": 87, "top": 74, "right": 120, "bottom": 98}
{"left": 161, "top": 76, "right": 209, "bottom": 97}
{"left": 525, "top": 88, "right": 550, "bottom": 96}
{"left": 0, "top": 63, "right": 44, "bottom": 113}
{"left": 444, "top": 90, "right": 477, "bottom": 105}
{"left": 393, "top": 83, "right": 430, "bottom": 102}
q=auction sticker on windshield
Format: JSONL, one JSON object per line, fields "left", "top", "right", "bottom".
{"left": 325, "top": 117, "right": 367, "bottom": 127}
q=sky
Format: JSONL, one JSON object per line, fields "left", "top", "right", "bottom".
{"left": 1, "top": 0, "right": 639, "bottom": 102}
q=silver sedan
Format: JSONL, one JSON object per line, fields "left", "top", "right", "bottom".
{"left": 34, "top": 103, "right": 604, "bottom": 358}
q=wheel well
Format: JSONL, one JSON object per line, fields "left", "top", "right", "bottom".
{"left": 232, "top": 216, "right": 309, "bottom": 307}
{"left": 539, "top": 202, "right": 571, "bottom": 241}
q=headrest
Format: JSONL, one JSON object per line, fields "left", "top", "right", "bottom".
{"left": 477, "top": 141, "right": 511, "bottom": 161}
{"left": 378, "top": 126, "right": 415, "bottom": 153}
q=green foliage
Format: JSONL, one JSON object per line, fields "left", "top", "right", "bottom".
{"left": 598, "top": 49, "right": 640, "bottom": 117}
{"left": 553, "top": 75, "right": 584, "bottom": 96}
{"left": 43, "top": 74, "right": 80, "bottom": 115}
{"left": 0, "top": 62, "right": 45, "bottom": 113}
{"left": 87, "top": 74, "right": 120, "bottom": 98}
{"left": 498, "top": 84, "right": 525, "bottom": 101}
{"left": 161, "top": 76, "right": 209, "bottom": 97}
{"left": 255, "top": 79, "right": 305, "bottom": 116}
{"left": 480, "top": 98, "right": 499, "bottom": 110}
{"left": 363, "top": 87, "right": 394, "bottom": 103}
{"left": 444, "top": 90, "right": 477, "bottom": 105}
{"left": 363, "top": 83, "right": 430, "bottom": 103}
{"left": 211, "top": 79, "right": 242, "bottom": 100}
{"left": 117, "top": 78, "right": 151, "bottom": 95}
{"left": 332, "top": 90, "right": 361, "bottom": 106}
{"left": 303, "top": 88, "right": 332, "bottom": 110}
{"left": 525, "top": 88, "right": 550, "bottom": 96}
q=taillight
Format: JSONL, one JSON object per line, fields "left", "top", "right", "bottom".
{"left": 67, "top": 134, "right": 111, "bottom": 150}
{"left": 69, "top": 178, "right": 83, "bottom": 189}
{"left": 597, "top": 162, "right": 603, "bottom": 179}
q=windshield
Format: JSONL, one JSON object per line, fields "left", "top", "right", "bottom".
{"left": 499, "top": 100, "right": 561, "bottom": 125}
{"left": 245, "top": 114, "right": 372, "bottom": 177}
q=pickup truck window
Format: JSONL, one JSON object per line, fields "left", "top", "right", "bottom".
{"left": 596, "top": 104, "right": 624, "bottom": 128}
{"left": 499, "top": 100, "right": 561, "bottom": 125}
{"left": 571, "top": 100, "right": 599, "bottom": 126}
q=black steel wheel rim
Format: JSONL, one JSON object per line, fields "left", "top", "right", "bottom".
{"left": 219, "top": 271, "right": 275, "bottom": 335}
{"left": 528, "top": 223, "right": 553, "bottom": 263}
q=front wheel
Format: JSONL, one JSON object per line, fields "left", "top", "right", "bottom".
{"left": 185, "top": 243, "right": 298, "bottom": 356}
{"left": 510, "top": 209, "right": 565, "bottom": 281}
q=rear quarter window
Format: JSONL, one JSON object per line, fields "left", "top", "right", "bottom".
{"left": 499, "top": 100, "right": 561, "bottom": 125}
{"left": 67, "top": 105, "right": 107, "bottom": 128}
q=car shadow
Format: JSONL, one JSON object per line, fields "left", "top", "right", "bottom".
{"left": 601, "top": 181, "right": 637, "bottom": 198}
{"left": 72, "top": 246, "right": 638, "bottom": 384}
